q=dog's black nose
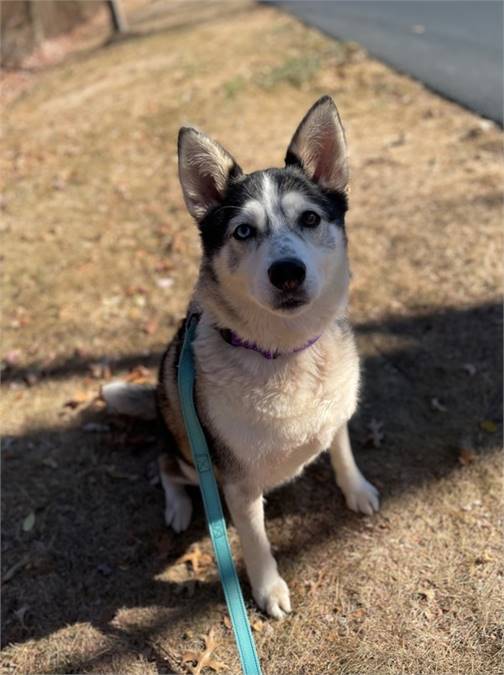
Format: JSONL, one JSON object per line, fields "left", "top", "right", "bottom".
{"left": 268, "top": 257, "right": 306, "bottom": 291}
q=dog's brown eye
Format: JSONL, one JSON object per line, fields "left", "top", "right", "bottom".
{"left": 300, "top": 211, "right": 321, "bottom": 228}
{"left": 233, "top": 224, "right": 255, "bottom": 240}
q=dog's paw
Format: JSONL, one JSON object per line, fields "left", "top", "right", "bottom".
{"left": 339, "top": 475, "right": 380, "bottom": 515}
{"left": 253, "top": 575, "right": 291, "bottom": 620}
{"left": 164, "top": 495, "right": 192, "bottom": 533}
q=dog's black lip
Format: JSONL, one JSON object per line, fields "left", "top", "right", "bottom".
{"left": 276, "top": 297, "right": 308, "bottom": 310}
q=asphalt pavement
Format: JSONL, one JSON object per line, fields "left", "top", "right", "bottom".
{"left": 273, "top": 1, "right": 503, "bottom": 124}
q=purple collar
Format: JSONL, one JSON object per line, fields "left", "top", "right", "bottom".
{"left": 218, "top": 328, "right": 321, "bottom": 360}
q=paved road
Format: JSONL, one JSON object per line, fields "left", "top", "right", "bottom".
{"left": 274, "top": 1, "right": 503, "bottom": 124}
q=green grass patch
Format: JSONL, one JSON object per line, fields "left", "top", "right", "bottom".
{"left": 222, "top": 75, "right": 247, "bottom": 99}
{"left": 256, "top": 55, "right": 321, "bottom": 90}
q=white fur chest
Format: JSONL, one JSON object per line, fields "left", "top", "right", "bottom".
{"left": 194, "top": 321, "right": 360, "bottom": 491}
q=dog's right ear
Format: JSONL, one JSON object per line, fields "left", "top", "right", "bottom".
{"left": 178, "top": 127, "right": 242, "bottom": 222}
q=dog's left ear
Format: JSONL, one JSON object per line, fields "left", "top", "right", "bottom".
{"left": 178, "top": 127, "right": 242, "bottom": 222}
{"left": 285, "top": 95, "right": 348, "bottom": 191}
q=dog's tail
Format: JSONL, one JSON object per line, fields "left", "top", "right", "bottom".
{"left": 101, "top": 381, "right": 157, "bottom": 420}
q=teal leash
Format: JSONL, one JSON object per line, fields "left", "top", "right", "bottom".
{"left": 177, "top": 315, "right": 263, "bottom": 675}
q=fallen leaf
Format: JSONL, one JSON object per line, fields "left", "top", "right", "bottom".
{"left": 3, "top": 349, "right": 22, "bottom": 367}
{"left": 479, "top": 119, "right": 495, "bottom": 132}
{"left": 124, "top": 366, "right": 151, "bottom": 383}
{"left": 431, "top": 397, "right": 447, "bottom": 412}
{"left": 89, "top": 362, "right": 112, "bottom": 379}
{"left": 178, "top": 544, "right": 213, "bottom": 575}
{"left": 458, "top": 447, "right": 477, "bottom": 465}
{"left": 365, "top": 418, "right": 384, "bottom": 448}
{"left": 418, "top": 588, "right": 435, "bottom": 602}
{"left": 125, "top": 285, "right": 147, "bottom": 296}
{"left": 480, "top": 419, "right": 497, "bottom": 433}
{"left": 462, "top": 363, "right": 477, "bottom": 376}
{"left": 461, "top": 499, "right": 481, "bottom": 512}
{"left": 52, "top": 174, "right": 67, "bottom": 190}
{"left": 104, "top": 465, "right": 138, "bottom": 480}
{"left": 182, "top": 627, "right": 227, "bottom": 675}
{"left": 349, "top": 608, "right": 367, "bottom": 622}
{"left": 387, "top": 132, "right": 407, "bottom": 147}
{"left": 142, "top": 320, "right": 158, "bottom": 335}
{"left": 251, "top": 618, "right": 264, "bottom": 632}
{"left": 42, "top": 457, "right": 58, "bottom": 469}
{"left": 262, "top": 623, "right": 274, "bottom": 637}
{"left": 64, "top": 390, "right": 93, "bottom": 409}
{"left": 422, "top": 606, "right": 440, "bottom": 621}
{"left": 156, "top": 276, "right": 174, "bottom": 289}
{"left": 2, "top": 555, "right": 30, "bottom": 584}
{"left": 13, "top": 605, "right": 29, "bottom": 626}
{"left": 154, "top": 259, "right": 172, "bottom": 273}
{"left": 475, "top": 551, "right": 494, "bottom": 565}
{"left": 22, "top": 511, "right": 35, "bottom": 532}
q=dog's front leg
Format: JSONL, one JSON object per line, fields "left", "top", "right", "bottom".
{"left": 224, "top": 483, "right": 291, "bottom": 619}
{"left": 330, "top": 423, "right": 380, "bottom": 515}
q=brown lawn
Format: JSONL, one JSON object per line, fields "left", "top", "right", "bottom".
{"left": 1, "top": 2, "right": 503, "bottom": 673}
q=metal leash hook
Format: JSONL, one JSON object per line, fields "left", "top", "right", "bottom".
{"left": 177, "top": 314, "right": 263, "bottom": 675}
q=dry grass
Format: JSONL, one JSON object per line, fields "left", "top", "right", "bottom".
{"left": 1, "top": 2, "right": 503, "bottom": 674}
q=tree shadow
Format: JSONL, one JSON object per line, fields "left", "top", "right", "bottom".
{"left": 2, "top": 300, "right": 502, "bottom": 671}
{"left": 2, "top": 1, "right": 257, "bottom": 79}
{"left": 1, "top": 349, "right": 163, "bottom": 385}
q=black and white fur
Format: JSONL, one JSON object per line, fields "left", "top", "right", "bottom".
{"left": 103, "top": 96, "right": 379, "bottom": 619}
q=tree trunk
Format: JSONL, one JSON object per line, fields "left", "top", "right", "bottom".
{"left": 27, "top": 0, "right": 45, "bottom": 46}
{"left": 106, "top": 0, "right": 128, "bottom": 33}
{"left": 0, "top": 1, "right": 101, "bottom": 67}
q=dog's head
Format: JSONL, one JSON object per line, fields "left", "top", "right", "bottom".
{"left": 178, "top": 96, "right": 350, "bottom": 339}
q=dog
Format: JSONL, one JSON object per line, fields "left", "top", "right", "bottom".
{"left": 103, "top": 95, "right": 379, "bottom": 619}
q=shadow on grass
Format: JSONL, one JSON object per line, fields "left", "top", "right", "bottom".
{"left": 2, "top": 1, "right": 257, "bottom": 80}
{"left": 2, "top": 301, "right": 502, "bottom": 671}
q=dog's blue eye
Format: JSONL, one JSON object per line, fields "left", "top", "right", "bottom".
{"left": 233, "top": 224, "right": 255, "bottom": 240}
{"left": 300, "top": 210, "right": 321, "bottom": 228}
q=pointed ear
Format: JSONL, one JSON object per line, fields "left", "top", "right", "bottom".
{"left": 178, "top": 127, "right": 242, "bottom": 222}
{"left": 285, "top": 96, "right": 348, "bottom": 191}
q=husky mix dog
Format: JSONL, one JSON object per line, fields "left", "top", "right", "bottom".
{"left": 104, "top": 96, "right": 379, "bottom": 619}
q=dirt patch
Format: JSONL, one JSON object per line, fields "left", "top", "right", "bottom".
{"left": 1, "top": 2, "right": 503, "bottom": 674}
